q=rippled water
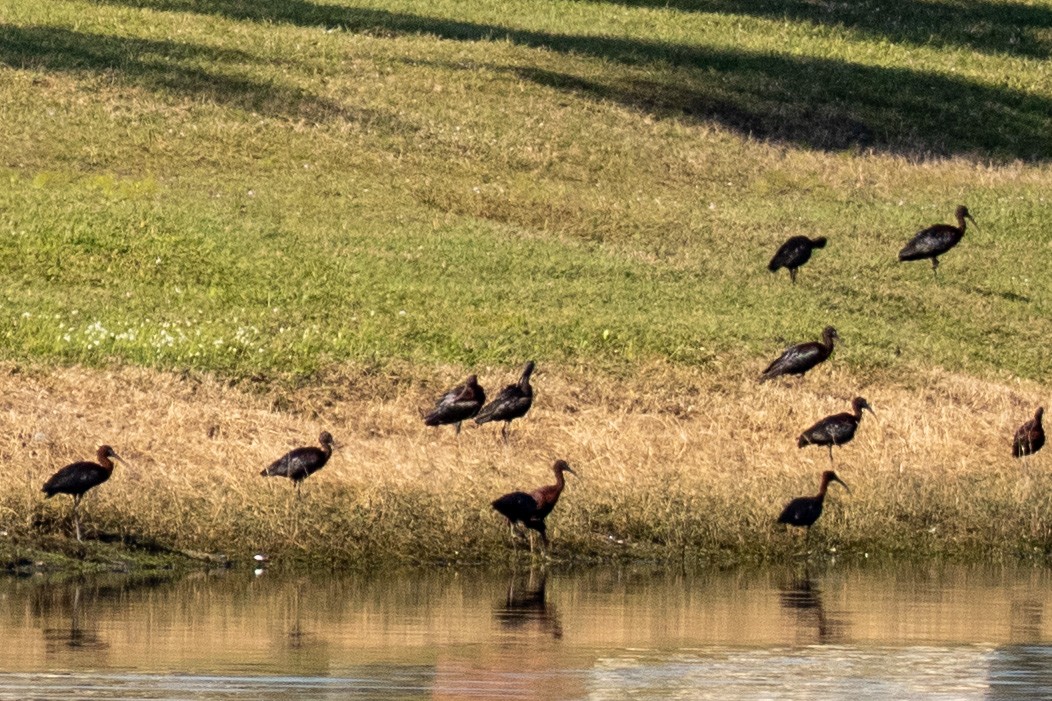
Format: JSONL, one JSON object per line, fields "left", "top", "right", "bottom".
{"left": 1, "top": 563, "right": 1051, "bottom": 699}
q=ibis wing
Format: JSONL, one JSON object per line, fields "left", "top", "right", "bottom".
{"left": 769, "top": 236, "right": 810, "bottom": 272}
{"left": 262, "top": 446, "right": 327, "bottom": 480}
{"left": 799, "top": 413, "right": 857, "bottom": 447}
{"left": 899, "top": 225, "right": 959, "bottom": 261}
{"left": 777, "top": 496, "right": 823, "bottom": 527}
{"left": 1013, "top": 420, "right": 1045, "bottom": 458}
{"left": 492, "top": 491, "right": 538, "bottom": 523}
{"left": 475, "top": 385, "right": 530, "bottom": 424}
{"left": 42, "top": 461, "right": 110, "bottom": 497}
{"left": 425, "top": 381, "right": 485, "bottom": 426}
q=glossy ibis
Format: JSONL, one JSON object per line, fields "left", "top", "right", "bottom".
{"left": 768, "top": 236, "right": 827, "bottom": 284}
{"left": 423, "top": 374, "right": 486, "bottom": 434}
{"left": 898, "top": 205, "right": 977, "bottom": 276}
{"left": 798, "top": 397, "right": 875, "bottom": 462}
{"left": 1013, "top": 407, "right": 1045, "bottom": 459}
{"left": 492, "top": 459, "right": 576, "bottom": 552}
{"left": 42, "top": 445, "right": 125, "bottom": 541}
{"left": 759, "top": 326, "right": 839, "bottom": 382}
{"left": 260, "top": 431, "right": 334, "bottom": 498}
{"left": 778, "top": 470, "right": 849, "bottom": 537}
{"left": 475, "top": 361, "right": 535, "bottom": 442}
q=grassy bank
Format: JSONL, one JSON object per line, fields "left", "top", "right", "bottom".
{"left": 0, "top": 0, "right": 1051, "bottom": 381}
{"left": 1, "top": 0, "right": 1051, "bottom": 564}
{"left": 0, "top": 363, "right": 1049, "bottom": 566}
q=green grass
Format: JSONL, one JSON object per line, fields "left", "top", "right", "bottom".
{"left": 1, "top": 0, "right": 1051, "bottom": 384}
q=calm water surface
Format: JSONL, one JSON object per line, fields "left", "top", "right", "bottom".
{"left": 1, "top": 562, "right": 1050, "bottom": 699}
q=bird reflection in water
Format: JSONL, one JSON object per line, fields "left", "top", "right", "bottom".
{"left": 494, "top": 568, "right": 563, "bottom": 639}
{"left": 778, "top": 571, "right": 846, "bottom": 645}
{"left": 43, "top": 585, "right": 109, "bottom": 654}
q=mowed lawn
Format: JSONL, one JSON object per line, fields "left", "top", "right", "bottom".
{"left": 0, "top": 0, "right": 1050, "bottom": 382}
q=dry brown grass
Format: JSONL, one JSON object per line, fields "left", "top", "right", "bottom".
{"left": 0, "top": 361, "right": 1049, "bottom": 566}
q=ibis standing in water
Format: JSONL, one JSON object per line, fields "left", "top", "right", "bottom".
{"left": 260, "top": 431, "right": 335, "bottom": 498}
{"left": 759, "top": 327, "right": 839, "bottom": 382}
{"left": 492, "top": 459, "right": 576, "bottom": 552}
{"left": 475, "top": 361, "right": 535, "bottom": 442}
{"left": 798, "top": 397, "right": 875, "bottom": 462}
{"left": 768, "top": 236, "right": 827, "bottom": 284}
{"left": 898, "top": 205, "right": 977, "bottom": 276}
{"left": 423, "top": 374, "right": 486, "bottom": 435}
{"left": 42, "top": 445, "right": 126, "bottom": 541}
{"left": 778, "top": 470, "right": 849, "bottom": 538}
{"left": 1013, "top": 407, "right": 1045, "bottom": 459}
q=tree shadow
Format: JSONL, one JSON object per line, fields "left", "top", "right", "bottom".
{"left": 489, "top": 58, "right": 1050, "bottom": 160}
{"left": 0, "top": 24, "right": 390, "bottom": 125}
{"left": 579, "top": 0, "right": 1052, "bottom": 60}
{"left": 51, "top": 1, "right": 1052, "bottom": 160}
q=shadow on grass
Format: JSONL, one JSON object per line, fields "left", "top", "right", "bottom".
{"left": 0, "top": 24, "right": 389, "bottom": 125}
{"left": 580, "top": 0, "right": 1052, "bottom": 60}
{"left": 88, "top": 0, "right": 1052, "bottom": 160}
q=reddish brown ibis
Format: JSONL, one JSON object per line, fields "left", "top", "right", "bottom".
{"left": 778, "top": 470, "right": 849, "bottom": 537}
{"left": 475, "top": 361, "right": 535, "bottom": 442}
{"left": 423, "top": 374, "right": 486, "bottom": 434}
{"left": 42, "top": 445, "right": 125, "bottom": 541}
{"left": 261, "top": 431, "right": 334, "bottom": 498}
{"left": 1013, "top": 407, "right": 1045, "bottom": 459}
{"left": 798, "top": 397, "right": 875, "bottom": 462}
{"left": 760, "top": 327, "right": 839, "bottom": 382}
{"left": 898, "top": 205, "right": 977, "bottom": 276}
{"left": 769, "top": 236, "right": 827, "bottom": 284}
{"left": 492, "top": 459, "right": 576, "bottom": 552}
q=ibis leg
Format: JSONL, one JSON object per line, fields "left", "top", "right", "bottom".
{"left": 454, "top": 421, "right": 462, "bottom": 436}
{"left": 790, "top": 268, "right": 797, "bottom": 284}
{"left": 828, "top": 445, "right": 834, "bottom": 463}
{"left": 931, "top": 257, "right": 939, "bottom": 278}
{"left": 72, "top": 494, "right": 82, "bottom": 542}
{"left": 501, "top": 423, "right": 509, "bottom": 444}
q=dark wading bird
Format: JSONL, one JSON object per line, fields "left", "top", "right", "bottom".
{"left": 898, "top": 205, "right": 977, "bottom": 276}
{"left": 492, "top": 459, "right": 576, "bottom": 552}
{"left": 1013, "top": 407, "right": 1045, "bottom": 459}
{"left": 42, "top": 445, "right": 126, "bottom": 542}
{"left": 423, "top": 374, "right": 486, "bottom": 435}
{"left": 475, "top": 361, "right": 535, "bottom": 442}
{"left": 759, "top": 326, "right": 839, "bottom": 383}
{"left": 768, "top": 236, "right": 827, "bottom": 284}
{"left": 260, "top": 431, "right": 334, "bottom": 498}
{"left": 798, "top": 397, "right": 875, "bottom": 462}
{"left": 778, "top": 470, "right": 849, "bottom": 538}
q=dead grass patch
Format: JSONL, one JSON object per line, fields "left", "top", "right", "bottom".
{"left": 0, "top": 361, "right": 1049, "bottom": 565}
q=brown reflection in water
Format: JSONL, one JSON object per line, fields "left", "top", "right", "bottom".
{"left": 42, "top": 585, "right": 109, "bottom": 656}
{"left": 494, "top": 568, "right": 563, "bottom": 639}
{"left": 779, "top": 570, "right": 847, "bottom": 645}
{"left": 431, "top": 567, "right": 583, "bottom": 701}
{"left": 254, "top": 576, "right": 335, "bottom": 676}
{"left": 1008, "top": 598, "right": 1044, "bottom": 644}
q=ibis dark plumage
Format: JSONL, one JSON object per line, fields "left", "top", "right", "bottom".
{"left": 492, "top": 459, "right": 576, "bottom": 551}
{"left": 898, "top": 205, "right": 977, "bottom": 276}
{"left": 42, "top": 445, "right": 125, "bottom": 541}
{"left": 777, "top": 470, "right": 849, "bottom": 536}
{"left": 475, "top": 361, "right": 535, "bottom": 442}
{"left": 768, "top": 236, "right": 827, "bottom": 284}
{"left": 1013, "top": 407, "right": 1045, "bottom": 459}
{"left": 798, "top": 397, "right": 875, "bottom": 462}
{"left": 261, "top": 431, "right": 334, "bottom": 497}
{"left": 760, "top": 327, "right": 839, "bottom": 382}
{"left": 423, "top": 374, "right": 486, "bottom": 434}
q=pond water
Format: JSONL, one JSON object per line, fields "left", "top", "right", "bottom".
{"left": 1, "top": 562, "right": 1050, "bottom": 699}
